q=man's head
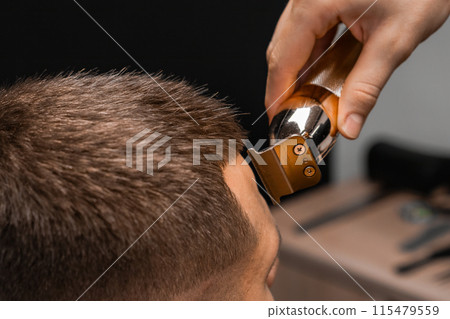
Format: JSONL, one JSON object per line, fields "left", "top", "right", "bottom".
{"left": 0, "top": 72, "right": 279, "bottom": 300}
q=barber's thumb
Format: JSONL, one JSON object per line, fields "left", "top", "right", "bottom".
{"left": 336, "top": 31, "right": 409, "bottom": 139}
{"left": 338, "top": 99, "right": 371, "bottom": 140}
{"left": 338, "top": 61, "right": 386, "bottom": 139}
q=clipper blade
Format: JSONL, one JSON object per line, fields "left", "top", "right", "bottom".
{"left": 248, "top": 135, "right": 321, "bottom": 204}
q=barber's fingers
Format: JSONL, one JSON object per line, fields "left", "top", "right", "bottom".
{"left": 265, "top": 0, "right": 339, "bottom": 122}
{"left": 265, "top": 24, "right": 315, "bottom": 121}
{"left": 338, "top": 29, "right": 415, "bottom": 139}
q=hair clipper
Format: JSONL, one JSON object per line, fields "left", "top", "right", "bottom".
{"left": 248, "top": 31, "right": 362, "bottom": 204}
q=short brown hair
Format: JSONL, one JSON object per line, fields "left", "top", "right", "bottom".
{"left": 0, "top": 71, "right": 258, "bottom": 300}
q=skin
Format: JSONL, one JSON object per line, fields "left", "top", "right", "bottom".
{"left": 223, "top": 155, "right": 280, "bottom": 300}
{"left": 265, "top": 0, "right": 450, "bottom": 139}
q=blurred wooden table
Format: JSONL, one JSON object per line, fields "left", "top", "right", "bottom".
{"left": 271, "top": 179, "right": 450, "bottom": 300}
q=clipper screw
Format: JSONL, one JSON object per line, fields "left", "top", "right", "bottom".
{"left": 304, "top": 166, "right": 316, "bottom": 177}
{"left": 293, "top": 143, "right": 306, "bottom": 156}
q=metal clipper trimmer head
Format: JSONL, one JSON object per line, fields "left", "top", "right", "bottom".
{"left": 248, "top": 31, "right": 362, "bottom": 204}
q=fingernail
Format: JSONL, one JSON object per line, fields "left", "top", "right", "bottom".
{"left": 342, "top": 113, "right": 364, "bottom": 139}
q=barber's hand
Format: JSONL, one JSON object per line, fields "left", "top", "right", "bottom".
{"left": 265, "top": 0, "right": 450, "bottom": 139}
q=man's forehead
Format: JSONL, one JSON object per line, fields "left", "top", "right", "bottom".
{"left": 223, "top": 155, "right": 278, "bottom": 244}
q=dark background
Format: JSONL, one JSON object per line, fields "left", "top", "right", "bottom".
{"left": 0, "top": 0, "right": 331, "bottom": 198}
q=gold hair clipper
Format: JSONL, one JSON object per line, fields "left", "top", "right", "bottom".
{"left": 249, "top": 31, "right": 362, "bottom": 204}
